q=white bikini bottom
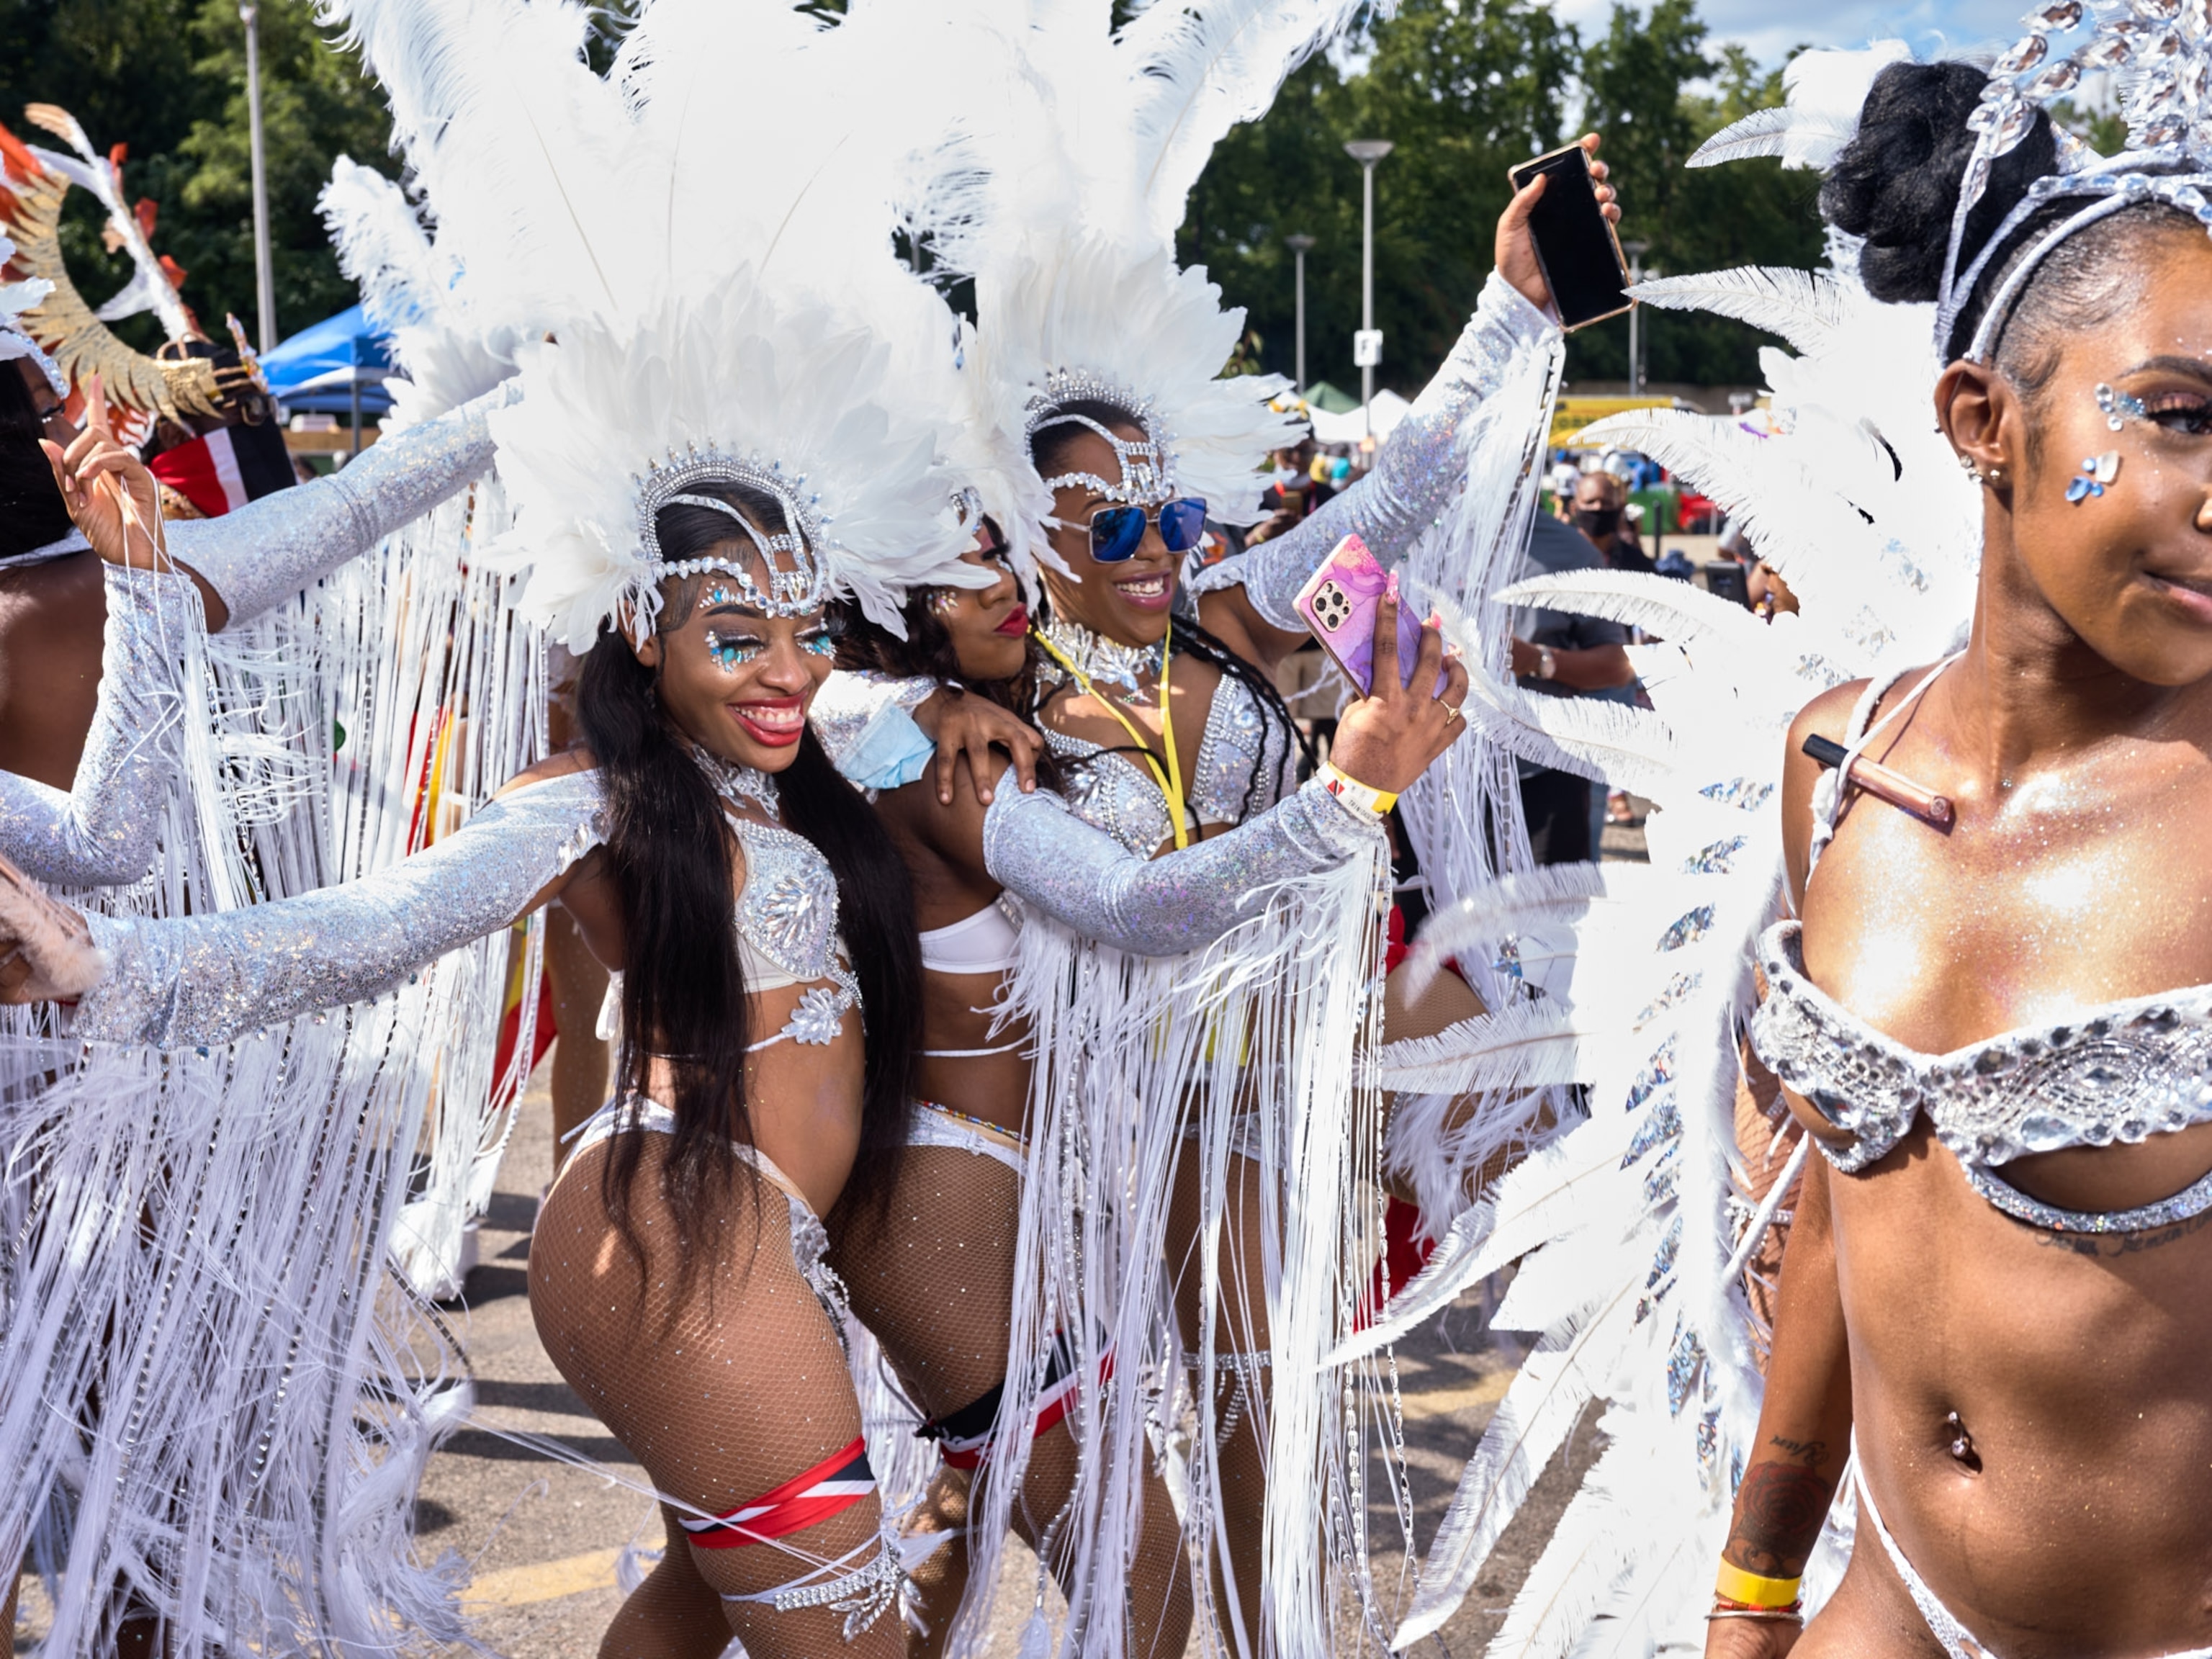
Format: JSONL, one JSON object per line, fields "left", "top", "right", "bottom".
{"left": 1856, "top": 1462, "right": 2212, "bottom": 1659}
{"left": 906, "top": 1100, "right": 1028, "bottom": 1179}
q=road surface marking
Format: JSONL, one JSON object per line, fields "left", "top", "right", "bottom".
{"left": 463, "top": 1547, "right": 623, "bottom": 1606}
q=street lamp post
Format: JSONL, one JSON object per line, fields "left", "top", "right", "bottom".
{"left": 1285, "top": 233, "right": 1315, "bottom": 395}
{"left": 240, "top": 3, "right": 277, "bottom": 353}
{"left": 1344, "top": 139, "right": 1392, "bottom": 445}
{"left": 1622, "top": 238, "right": 1650, "bottom": 397}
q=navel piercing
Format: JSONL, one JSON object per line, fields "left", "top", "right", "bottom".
{"left": 2095, "top": 382, "right": 2146, "bottom": 431}
{"left": 2067, "top": 451, "right": 2120, "bottom": 503}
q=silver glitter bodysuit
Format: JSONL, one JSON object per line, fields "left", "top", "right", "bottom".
{"left": 1749, "top": 667, "right": 2212, "bottom": 1236}
{"left": 69, "top": 768, "right": 858, "bottom": 1051}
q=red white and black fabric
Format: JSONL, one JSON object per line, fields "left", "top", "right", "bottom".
{"left": 148, "top": 422, "right": 295, "bottom": 518}
{"left": 918, "top": 1332, "right": 1112, "bottom": 1470}
{"left": 679, "top": 1437, "right": 876, "bottom": 1549}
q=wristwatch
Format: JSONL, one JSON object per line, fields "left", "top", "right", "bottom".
{"left": 1537, "top": 644, "right": 1558, "bottom": 681}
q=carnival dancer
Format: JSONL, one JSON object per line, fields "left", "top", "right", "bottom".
{"left": 784, "top": 8, "right": 1606, "bottom": 1648}
{"left": 1328, "top": 7, "right": 2212, "bottom": 1653}
{"left": 0, "top": 226, "right": 512, "bottom": 1655}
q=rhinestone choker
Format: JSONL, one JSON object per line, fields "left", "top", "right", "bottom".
{"left": 1035, "top": 616, "right": 1164, "bottom": 697}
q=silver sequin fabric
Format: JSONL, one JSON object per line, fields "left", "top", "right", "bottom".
{"left": 982, "top": 773, "right": 1382, "bottom": 959}
{"left": 1187, "top": 271, "right": 1558, "bottom": 632}
{"left": 1041, "top": 671, "right": 1297, "bottom": 856}
{"left": 1752, "top": 920, "right": 2212, "bottom": 1231}
{"left": 164, "top": 385, "right": 509, "bottom": 629}
{"left": 0, "top": 564, "right": 203, "bottom": 887}
{"left": 809, "top": 670, "right": 935, "bottom": 772}
{"left": 72, "top": 765, "right": 860, "bottom": 1050}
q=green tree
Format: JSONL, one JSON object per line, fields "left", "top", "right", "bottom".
{"left": 1182, "top": 0, "right": 1827, "bottom": 396}
{"left": 0, "top": 0, "right": 394, "bottom": 347}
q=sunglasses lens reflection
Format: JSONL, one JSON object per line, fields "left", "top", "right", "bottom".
{"left": 1161, "top": 498, "right": 1208, "bottom": 552}
{"left": 1090, "top": 506, "right": 1147, "bottom": 562}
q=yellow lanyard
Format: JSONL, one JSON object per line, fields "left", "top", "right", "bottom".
{"left": 1033, "top": 621, "right": 1190, "bottom": 850}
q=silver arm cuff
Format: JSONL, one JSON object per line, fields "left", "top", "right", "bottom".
{"left": 165, "top": 384, "right": 511, "bottom": 629}
{"left": 1187, "top": 272, "right": 1558, "bottom": 632}
{"left": 0, "top": 564, "right": 204, "bottom": 887}
{"left": 71, "top": 769, "right": 606, "bottom": 1047}
{"left": 811, "top": 669, "right": 937, "bottom": 773}
{"left": 981, "top": 775, "right": 1385, "bottom": 957}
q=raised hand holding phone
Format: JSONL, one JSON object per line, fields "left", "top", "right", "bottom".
{"left": 1499, "top": 132, "right": 1627, "bottom": 327}
{"left": 1316, "top": 565, "right": 1471, "bottom": 801}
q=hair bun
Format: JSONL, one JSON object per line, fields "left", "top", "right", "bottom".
{"left": 1818, "top": 60, "right": 2057, "bottom": 305}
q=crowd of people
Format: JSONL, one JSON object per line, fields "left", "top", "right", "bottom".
{"left": 1, "top": 3, "right": 2210, "bottom": 1659}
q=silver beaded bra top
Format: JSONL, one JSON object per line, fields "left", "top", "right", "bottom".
{"left": 1750, "top": 920, "right": 2212, "bottom": 1236}
{"left": 696, "top": 756, "right": 860, "bottom": 1047}
{"left": 1038, "top": 625, "right": 1296, "bottom": 858}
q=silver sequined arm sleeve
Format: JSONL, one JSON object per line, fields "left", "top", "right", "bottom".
{"left": 69, "top": 769, "right": 606, "bottom": 1048}
{"left": 981, "top": 777, "right": 1385, "bottom": 957}
{"left": 163, "top": 385, "right": 510, "bottom": 629}
{"left": 1187, "top": 272, "right": 1559, "bottom": 632}
{"left": 811, "top": 669, "right": 936, "bottom": 774}
{"left": 0, "top": 564, "right": 204, "bottom": 887}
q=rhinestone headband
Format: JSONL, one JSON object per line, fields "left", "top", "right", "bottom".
{"left": 1936, "top": 0, "right": 2212, "bottom": 362}
{"left": 1028, "top": 372, "right": 1179, "bottom": 509}
{"left": 636, "top": 444, "right": 830, "bottom": 616}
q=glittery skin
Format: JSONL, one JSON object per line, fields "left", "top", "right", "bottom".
{"left": 1186, "top": 271, "right": 1559, "bottom": 631}
{"left": 1753, "top": 920, "right": 2212, "bottom": 1233}
{"left": 164, "top": 384, "right": 510, "bottom": 629}
{"left": 71, "top": 764, "right": 860, "bottom": 1049}
{"left": 0, "top": 564, "right": 204, "bottom": 886}
{"left": 981, "top": 773, "right": 1381, "bottom": 958}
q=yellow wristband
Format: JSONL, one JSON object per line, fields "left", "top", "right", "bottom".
{"left": 1319, "top": 761, "right": 1397, "bottom": 816}
{"left": 1714, "top": 1561, "right": 1802, "bottom": 1609}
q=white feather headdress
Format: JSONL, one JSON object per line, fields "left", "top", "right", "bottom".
{"left": 328, "top": 0, "right": 989, "bottom": 649}
{"left": 854, "top": 0, "right": 1372, "bottom": 531}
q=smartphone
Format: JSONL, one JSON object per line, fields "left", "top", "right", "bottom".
{"left": 1703, "top": 560, "right": 1750, "bottom": 608}
{"left": 1293, "top": 534, "right": 1447, "bottom": 696}
{"left": 1507, "top": 143, "right": 1633, "bottom": 331}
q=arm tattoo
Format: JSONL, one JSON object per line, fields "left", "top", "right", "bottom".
{"left": 1722, "top": 1451, "right": 1835, "bottom": 1577}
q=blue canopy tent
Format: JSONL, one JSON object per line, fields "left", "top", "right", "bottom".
{"left": 259, "top": 305, "right": 397, "bottom": 452}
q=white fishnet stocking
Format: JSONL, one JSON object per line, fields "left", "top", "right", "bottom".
{"left": 830, "top": 1145, "right": 1189, "bottom": 1657}
{"left": 531, "top": 1133, "right": 899, "bottom": 1658}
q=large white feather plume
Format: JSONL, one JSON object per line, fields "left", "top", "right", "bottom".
{"left": 1689, "top": 40, "right": 1913, "bottom": 172}
{"left": 484, "top": 269, "right": 970, "bottom": 653}
{"left": 1120, "top": 0, "right": 1380, "bottom": 246}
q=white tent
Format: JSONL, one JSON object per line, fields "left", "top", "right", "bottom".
{"left": 1308, "top": 387, "right": 1409, "bottom": 447}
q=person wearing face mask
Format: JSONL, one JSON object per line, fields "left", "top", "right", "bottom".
{"left": 1571, "top": 467, "right": 1653, "bottom": 574}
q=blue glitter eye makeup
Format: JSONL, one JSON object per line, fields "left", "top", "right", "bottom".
{"left": 705, "top": 629, "right": 765, "bottom": 673}
{"left": 800, "top": 629, "right": 837, "bottom": 658}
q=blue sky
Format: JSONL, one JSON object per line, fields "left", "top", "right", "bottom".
{"left": 1547, "top": 0, "right": 2026, "bottom": 76}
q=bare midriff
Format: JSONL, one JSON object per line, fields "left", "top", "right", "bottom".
{"left": 1812, "top": 1101, "right": 2212, "bottom": 1653}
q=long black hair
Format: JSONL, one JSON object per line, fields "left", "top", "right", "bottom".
{"left": 1030, "top": 401, "right": 1312, "bottom": 819}
{"left": 0, "top": 366, "right": 73, "bottom": 560}
{"left": 576, "top": 481, "right": 920, "bottom": 1285}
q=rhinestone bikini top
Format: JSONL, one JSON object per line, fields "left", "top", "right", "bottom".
{"left": 1042, "top": 670, "right": 1297, "bottom": 855}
